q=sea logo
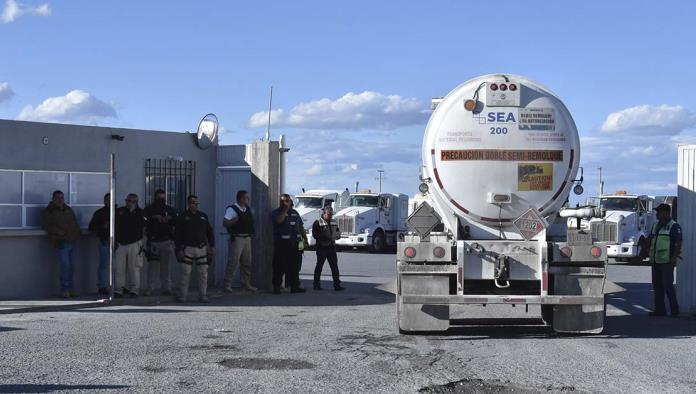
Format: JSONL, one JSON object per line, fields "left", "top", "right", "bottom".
{"left": 472, "top": 111, "right": 517, "bottom": 124}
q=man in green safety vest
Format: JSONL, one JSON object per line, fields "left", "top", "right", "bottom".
{"left": 641, "top": 203, "right": 681, "bottom": 317}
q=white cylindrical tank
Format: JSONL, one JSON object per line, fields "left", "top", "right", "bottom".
{"left": 422, "top": 74, "right": 580, "bottom": 239}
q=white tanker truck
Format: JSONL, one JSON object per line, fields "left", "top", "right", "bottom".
{"left": 397, "top": 74, "right": 608, "bottom": 334}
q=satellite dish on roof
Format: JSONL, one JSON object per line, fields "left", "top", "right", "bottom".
{"left": 196, "top": 113, "right": 218, "bottom": 149}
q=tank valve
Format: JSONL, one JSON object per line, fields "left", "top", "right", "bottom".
{"left": 494, "top": 255, "right": 511, "bottom": 289}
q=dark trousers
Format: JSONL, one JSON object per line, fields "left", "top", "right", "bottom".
{"left": 272, "top": 239, "right": 300, "bottom": 289}
{"left": 314, "top": 247, "right": 340, "bottom": 287}
{"left": 652, "top": 263, "right": 679, "bottom": 315}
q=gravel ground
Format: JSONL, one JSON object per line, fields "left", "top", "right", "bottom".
{"left": 0, "top": 253, "right": 694, "bottom": 393}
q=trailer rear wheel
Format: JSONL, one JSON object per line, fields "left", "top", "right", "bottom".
{"left": 541, "top": 305, "right": 554, "bottom": 326}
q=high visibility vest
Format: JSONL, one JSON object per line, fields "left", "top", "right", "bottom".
{"left": 650, "top": 220, "right": 675, "bottom": 264}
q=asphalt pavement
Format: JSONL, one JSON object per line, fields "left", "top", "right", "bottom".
{"left": 0, "top": 252, "right": 694, "bottom": 393}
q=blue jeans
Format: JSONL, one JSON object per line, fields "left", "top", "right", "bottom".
{"left": 58, "top": 243, "right": 75, "bottom": 291}
{"left": 98, "top": 242, "right": 110, "bottom": 289}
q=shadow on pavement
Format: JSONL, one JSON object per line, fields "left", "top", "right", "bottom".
{"left": 0, "top": 384, "right": 130, "bottom": 393}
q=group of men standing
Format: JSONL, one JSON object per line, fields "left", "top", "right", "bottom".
{"left": 41, "top": 188, "right": 344, "bottom": 300}
{"left": 271, "top": 193, "right": 344, "bottom": 294}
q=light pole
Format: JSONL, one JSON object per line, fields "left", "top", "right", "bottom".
{"left": 598, "top": 167, "right": 604, "bottom": 197}
{"left": 376, "top": 170, "right": 385, "bottom": 193}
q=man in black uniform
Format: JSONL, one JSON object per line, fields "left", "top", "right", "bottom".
{"left": 175, "top": 195, "right": 215, "bottom": 303}
{"left": 143, "top": 189, "right": 177, "bottom": 296}
{"left": 114, "top": 193, "right": 146, "bottom": 298}
{"left": 271, "top": 194, "right": 308, "bottom": 294}
{"left": 312, "top": 206, "right": 344, "bottom": 291}
{"left": 89, "top": 193, "right": 112, "bottom": 296}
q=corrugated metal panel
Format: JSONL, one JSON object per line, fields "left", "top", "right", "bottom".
{"left": 677, "top": 145, "right": 696, "bottom": 314}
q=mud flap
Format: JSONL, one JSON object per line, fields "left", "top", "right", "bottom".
{"left": 397, "top": 274, "right": 450, "bottom": 333}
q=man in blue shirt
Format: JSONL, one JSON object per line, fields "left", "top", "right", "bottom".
{"left": 271, "top": 194, "right": 308, "bottom": 294}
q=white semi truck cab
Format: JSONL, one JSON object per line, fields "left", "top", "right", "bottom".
{"left": 397, "top": 74, "right": 609, "bottom": 334}
{"left": 576, "top": 193, "right": 656, "bottom": 261}
{"left": 295, "top": 189, "right": 350, "bottom": 246}
{"left": 334, "top": 192, "right": 409, "bottom": 253}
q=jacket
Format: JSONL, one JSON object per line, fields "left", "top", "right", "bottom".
{"left": 41, "top": 202, "right": 81, "bottom": 248}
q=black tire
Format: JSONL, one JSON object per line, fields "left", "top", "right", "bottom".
{"left": 541, "top": 305, "right": 554, "bottom": 326}
{"left": 369, "top": 230, "right": 386, "bottom": 253}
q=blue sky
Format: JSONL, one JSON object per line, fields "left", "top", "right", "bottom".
{"left": 2, "top": 0, "right": 696, "bottom": 198}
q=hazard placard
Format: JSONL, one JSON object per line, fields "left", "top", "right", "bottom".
{"left": 513, "top": 208, "right": 547, "bottom": 240}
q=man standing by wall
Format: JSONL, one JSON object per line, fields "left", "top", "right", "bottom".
{"left": 114, "top": 193, "right": 146, "bottom": 298}
{"left": 175, "top": 195, "right": 215, "bottom": 303}
{"left": 143, "top": 189, "right": 177, "bottom": 296}
{"left": 271, "top": 194, "right": 307, "bottom": 294}
{"left": 312, "top": 206, "right": 344, "bottom": 291}
{"left": 222, "top": 190, "right": 257, "bottom": 293}
{"left": 41, "top": 190, "right": 81, "bottom": 298}
{"left": 642, "top": 203, "right": 682, "bottom": 317}
{"left": 88, "top": 193, "right": 111, "bottom": 296}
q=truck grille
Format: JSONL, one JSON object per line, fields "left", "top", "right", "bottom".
{"left": 336, "top": 215, "right": 355, "bottom": 234}
{"left": 591, "top": 222, "right": 617, "bottom": 243}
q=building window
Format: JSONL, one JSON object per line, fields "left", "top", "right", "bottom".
{"left": 0, "top": 170, "right": 109, "bottom": 229}
{"left": 144, "top": 159, "right": 196, "bottom": 213}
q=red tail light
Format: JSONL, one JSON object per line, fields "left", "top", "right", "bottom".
{"left": 499, "top": 83, "right": 508, "bottom": 91}
{"left": 590, "top": 246, "right": 602, "bottom": 258}
{"left": 509, "top": 83, "right": 518, "bottom": 91}
{"left": 490, "top": 83, "right": 498, "bottom": 91}
{"left": 560, "top": 247, "right": 573, "bottom": 258}
{"left": 433, "top": 246, "right": 446, "bottom": 258}
{"left": 404, "top": 247, "right": 416, "bottom": 258}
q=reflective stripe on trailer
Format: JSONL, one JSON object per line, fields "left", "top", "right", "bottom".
{"left": 400, "top": 295, "right": 604, "bottom": 305}
{"left": 430, "top": 148, "right": 576, "bottom": 220}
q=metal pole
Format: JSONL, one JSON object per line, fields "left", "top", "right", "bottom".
{"left": 109, "top": 153, "right": 115, "bottom": 301}
{"left": 377, "top": 170, "right": 384, "bottom": 193}
{"left": 265, "top": 86, "right": 273, "bottom": 141}
{"left": 598, "top": 167, "right": 604, "bottom": 197}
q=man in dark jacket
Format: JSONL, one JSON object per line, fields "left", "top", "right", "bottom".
{"left": 114, "top": 193, "right": 146, "bottom": 298}
{"left": 41, "top": 190, "right": 81, "bottom": 298}
{"left": 271, "top": 194, "right": 308, "bottom": 294}
{"left": 312, "top": 206, "right": 344, "bottom": 291}
{"left": 175, "top": 195, "right": 215, "bottom": 303}
{"left": 143, "top": 189, "right": 177, "bottom": 296}
{"left": 88, "top": 193, "right": 111, "bottom": 296}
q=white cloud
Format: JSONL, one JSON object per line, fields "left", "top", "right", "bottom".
{"left": 248, "top": 91, "right": 428, "bottom": 130}
{"left": 621, "top": 145, "right": 656, "bottom": 157}
{"left": 0, "top": 82, "right": 14, "bottom": 103}
{"left": 306, "top": 164, "right": 322, "bottom": 175}
{"left": 601, "top": 104, "right": 696, "bottom": 135}
{"left": 1, "top": 0, "right": 50, "bottom": 23}
{"left": 17, "top": 90, "right": 118, "bottom": 124}
{"left": 342, "top": 163, "right": 358, "bottom": 173}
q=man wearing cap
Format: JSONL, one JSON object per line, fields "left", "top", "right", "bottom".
{"left": 641, "top": 203, "right": 681, "bottom": 317}
{"left": 312, "top": 206, "right": 344, "bottom": 291}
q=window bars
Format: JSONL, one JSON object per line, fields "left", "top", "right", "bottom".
{"left": 144, "top": 159, "right": 196, "bottom": 213}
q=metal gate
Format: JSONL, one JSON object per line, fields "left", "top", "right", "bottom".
{"left": 213, "top": 166, "right": 252, "bottom": 287}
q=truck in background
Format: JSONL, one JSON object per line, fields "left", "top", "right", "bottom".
{"left": 295, "top": 189, "right": 350, "bottom": 246}
{"left": 334, "top": 191, "right": 409, "bottom": 253}
{"left": 573, "top": 192, "right": 657, "bottom": 262}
